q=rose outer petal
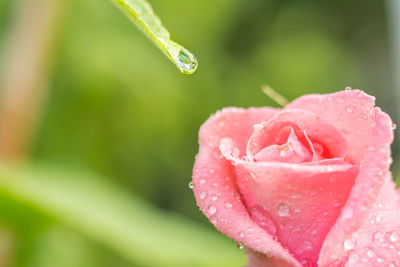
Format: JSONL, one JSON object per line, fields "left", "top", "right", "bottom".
{"left": 318, "top": 108, "right": 394, "bottom": 266}
{"left": 193, "top": 107, "right": 302, "bottom": 267}
{"left": 342, "top": 177, "right": 400, "bottom": 267}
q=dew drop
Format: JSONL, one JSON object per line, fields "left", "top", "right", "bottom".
{"left": 377, "top": 257, "right": 383, "bottom": 263}
{"left": 333, "top": 199, "right": 341, "bottom": 207}
{"left": 342, "top": 208, "right": 354, "bottom": 219}
{"left": 390, "top": 230, "right": 400, "bottom": 243}
{"left": 303, "top": 240, "right": 312, "bottom": 251}
{"left": 199, "top": 178, "right": 206, "bottom": 184}
{"left": 346, "top": 107, "right": 353, "bottom": 113}
{"left": 375, "top": 214, "right": 382, "bottom": 223}
{"left": 210, "top": 216, "right": 217, "bottom": 225}
{"left": 292, "top": 193, "right": 302, "bottom": 199}
{"left": 188, "top": 181, "right": 194, "bottom": 189}
{"left": 211, "top": 195, "right": 218, "bottom": 201}
{"left": 237, "top": 243, "right": 244, "bottom": 250}
{"left": 367, "top": 249, "right": 375, "bottom": 258}
{"left": 392, "top": 123, "right": 397, "bottom": 130}
{"left": 345, "top": 86, "right": 352, "bottom": 91}
{"left": 208, "top": 205, "right": 217, "bottom": 215}
{"left": 225, "top": 202, "right": 233, "bottom": 208}
{"left": 209, "top": 169, "right": 215, "bottom": 174}
{"left": 176, "top": 48, "right": 198, "bottom": 74}
{"left": 199, "top": 191, "right": 207, "bottom": 200}
{"left": 230, "top": 148, "right": 240, "bottom": 158}
{"left": 277, "top": 203, "right": 290, "bottom": 217}
{"left": 348, "top": 253, "right": 359, "bottom": 264}
{"left": 344, "top": 238, "right": 356, "bottom": 251}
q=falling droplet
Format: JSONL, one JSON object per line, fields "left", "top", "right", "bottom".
{"left": 237, "top": 243, "right": 244, "bottom": 250}
{"left": 188, "top": 181, "right": 194, "bottom": 189}
{"left": 176, "top": 48, "right": 198, "bottom": 74}
{"left": 277, "top": 203, "right": 290, "bottom": 217}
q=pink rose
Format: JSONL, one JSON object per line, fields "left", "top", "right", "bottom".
{"left": 192, "top": 89, "right": 400, "bottom": 266}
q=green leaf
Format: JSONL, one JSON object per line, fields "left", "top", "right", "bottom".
{"left": 112, "top": 0, "right": 198, "bottom": 74}
{"left": 0, "top": 164, "right": 245, "bottom": 267}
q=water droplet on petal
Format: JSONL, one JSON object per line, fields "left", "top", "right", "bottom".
{"left": 342, "top": 208, "right": 354, "bottom": 219}
{"left": 199, "top": 178, "right": 206, "bottom": 184}
{"left": 225, "top": 202, "right": 232, "bottom": 208}
{"left": 392, "top": 123, "right": 397, "bottom": 130}
{"left": 210, "top": 216, "right": 217, "bottom": 225}
{"left": 292, "top": 193, "right": 302, "bottom": 199}
{"left": 333, "top": 199, "right": 341, "bottom": 207}
{"left": 348, "top": 253, "right": 359, "bottom": 264}
{"left": 200, "top": 191, "right": 207, "bottom": 200}
{"left": 390, "top": 230, "right": 400, "bottom": 243}
{"left": 344, "top": 238, "right": 356, "bottom": 251}
{"left": 237, "top": 243, "right": 244, "bottom": 250}
{"left": 277, "top": 203, "right": 290, "bottom": 217}
{"left": 209, "top": 169, "right": 215, "bottom": 174}
{"left": 208, "top": 205, "right": 217, "bottom": 215}
{"left": 346, "top": 107, "right": 353, "bottom": 113}
{"left": 232, "top": 148, "right": 240, "bottom": 157}
{"left": 188, "top": 181, "right": 194, "bottom": 189}
{"left": 345, "top": 86, "right": 352, "bottom": 91}
{"left": 367, "top": 249, "right": 375, "bottom": 258}
{"left": 211, "top": 195, "right": 218, "bottom": 201}
{"left": 303, "top": 240, "right": 313, "bottom": 251}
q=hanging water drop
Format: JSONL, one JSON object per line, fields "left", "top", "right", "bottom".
{"left": 176, "top": 48, "right": 198, "bottom": 74}
{"left": 237, "top": 243, "right": 244, "bottom": 250}
{"left": 188, "top": 181, "right": 194, "bottom": 189}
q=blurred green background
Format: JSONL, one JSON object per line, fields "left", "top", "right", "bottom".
{"left": 0, "top": 0, "right": 398, "bottom": 266}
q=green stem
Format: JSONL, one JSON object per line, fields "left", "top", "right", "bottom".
{"left": 112, "top": 0, "right": 198, "bottom": 74}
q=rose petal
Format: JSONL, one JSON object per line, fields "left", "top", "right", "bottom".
{"left": 318, "top": 108, "right": 394, "bottom": 266}
{"left": 193, "top": 108, "right": 301, "bottom": 266}
{"left": 230, "top": 157, "right": 358, "bottom": 265}
{"left": 247, "top": 249, "right": 296, "bottom": 267}
{"left": 286, "top": 90, "right": 375, "bottom": 163}
{"left": 341, "top": 177, "right": 400, "bottom": 267}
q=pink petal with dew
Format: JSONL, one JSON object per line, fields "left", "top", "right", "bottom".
{"left": 286, "top": 90, "right": 375, "bottom": 164}
{"left": 193, "top": 107, "right": 301, "bottom": 267}
{"left": 223, "top": 144, "right": 358, "bottom": 266}
{"left": 318, "top": 109, "right": 394, "bottom": 266}
{"left": 340, "top": 177, "right": 400, "bottom": 267}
